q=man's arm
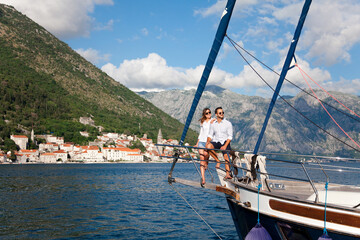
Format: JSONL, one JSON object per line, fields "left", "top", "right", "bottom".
{"left": 221, "top": 139, "right": 231, "bottom": 150}
{"left": 221, "top": 121, "right": 233, "bottom": 150}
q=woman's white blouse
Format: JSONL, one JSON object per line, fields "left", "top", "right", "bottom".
{"left": 198, "top": 120, "right": 212, "bottom": 142}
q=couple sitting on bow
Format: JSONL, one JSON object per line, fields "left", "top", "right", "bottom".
{"left": 194, "top": 107, "right": 233, "bottom": 186}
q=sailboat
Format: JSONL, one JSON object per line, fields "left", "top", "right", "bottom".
{"left": 157, "top": 0, "right": 360, "bottom": 239}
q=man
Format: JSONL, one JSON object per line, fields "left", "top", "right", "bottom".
{"left": 206, "top": 107, "right": 233, "bottom": 179}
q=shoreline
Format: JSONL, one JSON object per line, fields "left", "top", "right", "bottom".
{"left": 0, "top": 161, "right": 178, "bottom": 164}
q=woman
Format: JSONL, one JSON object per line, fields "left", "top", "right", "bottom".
{"left": 194, "top": 108, "right": 214, "bottom": 187}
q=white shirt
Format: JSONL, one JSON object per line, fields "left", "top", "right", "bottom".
{"left": 208, "top": 118, "right": 233, "bottom": 144}
{"left": 198, "top": 120, "right": 212, "bottom": 142}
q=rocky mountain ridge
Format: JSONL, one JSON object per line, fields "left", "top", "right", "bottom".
{"left": 139, "top": 86, "right": 360, "bottom": 157}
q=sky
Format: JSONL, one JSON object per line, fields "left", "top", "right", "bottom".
{"left": 1, "top": 0, "right": 360, "bottom": 97}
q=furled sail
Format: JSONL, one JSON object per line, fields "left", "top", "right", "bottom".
{"left": 179, "top": 0, "right": 236, "bottom": 145}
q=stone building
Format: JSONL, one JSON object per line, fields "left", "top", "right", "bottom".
{"left": 10, "top": 135, "right": 28, "bottom": 149}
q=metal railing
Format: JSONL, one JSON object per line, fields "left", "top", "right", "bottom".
{"left": 156, "top": 144, "right": 360, "bottom": 203}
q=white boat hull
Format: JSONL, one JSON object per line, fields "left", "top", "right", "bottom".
{"left": 216, "top": 168, "right": 360, "bottom": 239}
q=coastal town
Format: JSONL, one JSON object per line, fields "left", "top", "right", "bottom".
{"left": 0, "top": 129, "right": 187, "bottom": 164}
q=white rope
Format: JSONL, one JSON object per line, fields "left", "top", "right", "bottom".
{"left": 169, "top": 183, "right": 223, "bottom": 240}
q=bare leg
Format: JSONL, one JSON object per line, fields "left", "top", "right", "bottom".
{"left": 206, "top": 142, "right": 220, "bottom": 168}
{"left": 224, "top": 153, "right": 231, "bottom": 178}
{"left": 199, "top": 149, "right": 206, "bottom": 185}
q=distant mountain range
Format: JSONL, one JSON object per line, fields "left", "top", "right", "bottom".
{"left": 0, "top": 4, "right": 197, "bottom": 145}
{"left": 139, "top": 85, "right": 360, "bottom": 157}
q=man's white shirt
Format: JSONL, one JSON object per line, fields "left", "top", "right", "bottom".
{"left": 208, "top": 118, "right": 233, "bottom": 144}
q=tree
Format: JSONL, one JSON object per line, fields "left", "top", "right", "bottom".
{"left": 129, "top": 139, "right": 146, "bottom": 152}
{"left": 3, "top": 138, "right": 19, "bottom": 152}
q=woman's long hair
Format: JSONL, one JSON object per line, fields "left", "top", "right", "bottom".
{"left": 199, "top": 108, "right": 210, "bottom": 124}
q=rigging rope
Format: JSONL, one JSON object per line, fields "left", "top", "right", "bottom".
{"left": 296, "top": 65, "right": 360, "bottom": 119}
{"left": 225, "top": 35, "right": 360, "bottom": 153}
{"left": 169, "top": 183, "right": 223, "bottom": 240}
{"left": 296, "top": 64, "right": 360, "bottom": 150}
{"left": 225, "top": 35, "right": 360, "bottom": 124}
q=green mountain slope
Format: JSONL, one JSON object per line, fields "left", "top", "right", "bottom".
{"left": 0, "top": 4, "right": 196, "bottom": 144}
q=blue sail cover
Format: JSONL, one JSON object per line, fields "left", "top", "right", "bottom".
{"left": 179, "top": 0, "right": 236, "bottom": 145}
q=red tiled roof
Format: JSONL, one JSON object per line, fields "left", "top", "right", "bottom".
{"left": 42, "top": 153, "right": 55, "bottom": 156}
{"left": 19, "top": 149, "right": 37, "bottom": 153}
{"left": 53, "top": 150, "right": 66, "bottom": 153}
{"left": 11, "top": 135, "right": 28, "bottom": 138}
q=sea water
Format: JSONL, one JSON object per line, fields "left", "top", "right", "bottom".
{"left": 0, "top": 163, "right": 237, "bottom": 239}
{"left": 0, "top": 162, "right": 359, "bottom": 239}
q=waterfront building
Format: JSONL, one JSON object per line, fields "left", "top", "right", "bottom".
{"left": 15, "top": 153, "right": 27, "bottom": 163}
{"left": 0, "top": 151, "right": 4, "bottom": 163}
{"left": 39, "top": 153, "right": 57, "bottom": 163}
{"left": 10, "top": 135, "right": 28, "bottom": 149}
{"left": 125, "top": 154, "right": 144, "bottom": 162}
{"left": 53, "top": 150, "right": 68, "bottom": 162}
{"left": 19, "top": 149, "right": 39, "bottom": 162}
{"left": 102, "top": 147, "right": 142, "bottom": 161}
{"left": 60, "top": 143, "right": 74, "bottom": 152}
{"left": 39, "top": 142, "right": 59, "bottom": 152}
{"left": 80, "top": 146, "right": 104, "bottom": 162}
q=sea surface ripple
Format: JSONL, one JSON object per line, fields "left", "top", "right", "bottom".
{"left": 0, "top": 163, "right": 237, "bottom": 239}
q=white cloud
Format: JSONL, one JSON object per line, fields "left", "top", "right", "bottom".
{"left": 76, "top": 48, "right": 110, "bottom": 64}
{"left": 321, "top": 78, "right": 360, "bottom": 95}
{"left": 101, "top": 53, "right": 191, "bottom": 91}
{"left": 0, "top": 0, "right": 114, "bottom": 39}
{"left": 101, "top": 53, "right": 239, "bottom": 91}
{"left": 194, "top": 0, "right": 258, "bottom": 18}
{"left": 100, "top": 51, "right": 338, "bottom": 97}
{"left": 273, "top": 0, "right": 360, "bottom": 66}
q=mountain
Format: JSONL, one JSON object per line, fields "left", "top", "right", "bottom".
{"left": 139, "top": 86, "right": 360, "bottom": 157}
{"left": 0, "top": 4, "right": 197, "bottom": 145}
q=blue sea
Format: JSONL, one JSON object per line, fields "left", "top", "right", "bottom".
{"left": 0, "top": 163, "right": 237, "bottom": 239}
{"left": 0, "top": 161, "right": 359, "bottom": 239}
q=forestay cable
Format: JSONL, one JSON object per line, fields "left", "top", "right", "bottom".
{"left": 169, "top": 183, "right": 223, "bottom": 240}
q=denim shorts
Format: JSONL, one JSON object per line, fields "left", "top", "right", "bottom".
{"left": 198, "top": 141, "right": 206, "bottom": 148}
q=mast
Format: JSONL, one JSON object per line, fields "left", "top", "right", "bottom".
{"left": 179, "top": 0, "right": 236, "bottom": 145}
{"left": 253, "top": 0, "right": 312, "bottom": 154}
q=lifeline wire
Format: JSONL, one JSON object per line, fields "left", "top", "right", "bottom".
{"left": 226, "top": 35, "right": 360, "bottom": 153}
{"left": 169, "top": 183, "right": 223, "bottom": 240}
